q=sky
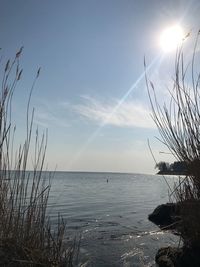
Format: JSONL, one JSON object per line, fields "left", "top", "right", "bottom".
{"left": 0, "top": 0, "right": 200, "bottom": 174}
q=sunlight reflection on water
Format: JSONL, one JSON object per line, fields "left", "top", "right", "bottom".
{"left": 47, "top": 172, "right": 179, "bottom": 266}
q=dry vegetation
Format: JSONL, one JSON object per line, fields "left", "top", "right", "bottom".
{"left": 146, "top": 33, "right": 200, "bottom": 249}
{"left": 0, "top": 48, "right": 76, "bottom": 266}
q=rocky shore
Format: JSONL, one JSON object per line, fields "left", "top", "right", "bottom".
{"left": 149, "top": 203, "right": 200, "bottom": 267}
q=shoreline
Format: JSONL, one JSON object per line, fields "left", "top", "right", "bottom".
{"left": 149, "top": 201, "right": 200, "bottom": 267}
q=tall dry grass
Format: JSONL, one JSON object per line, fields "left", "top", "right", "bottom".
{"left": 0, "top": 48, "right": 76, "bottom": 266}
{"left": 146, "top": 32, "right": 200, "bottom": 248}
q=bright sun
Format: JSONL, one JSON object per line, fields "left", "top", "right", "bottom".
{"left": 160, "top": 25, "right": 184, "bottom": 52}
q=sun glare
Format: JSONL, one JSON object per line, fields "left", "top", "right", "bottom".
{"left": 160, "top": 25, "right": 184, "bottom": 53}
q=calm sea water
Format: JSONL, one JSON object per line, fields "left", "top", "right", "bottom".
{"left": 47, "top": 172, "right": 179, "bottom": 267}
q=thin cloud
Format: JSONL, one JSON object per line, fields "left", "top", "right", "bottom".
{"left": 35, "top": 109, "right": 70, "bottom": 128}
{"left": 73, "top": 96, "right": 155, "bottom": 129}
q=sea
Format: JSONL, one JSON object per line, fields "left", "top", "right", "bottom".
{"left": 47, "top": 172, "right": 179, "bottom": 267}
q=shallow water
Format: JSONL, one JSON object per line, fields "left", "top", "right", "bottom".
{"left": 47, "top": 172, "right": 179, "bottom": 266}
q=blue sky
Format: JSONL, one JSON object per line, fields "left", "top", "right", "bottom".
{"left": 1, "top": 0, "right": 200, "bottom": 173}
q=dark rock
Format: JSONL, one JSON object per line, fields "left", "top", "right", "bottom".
{"left": 148, "top": 203, "right": 180, "bottom": 229}
{"left": 156, "top": 247, "right": 182, "bottom": 267}
{"left": 156, "top": 246, "right": 200, "bottom": 267}
{"left": 156, "top": 255, "right": 174, "bottom": 267}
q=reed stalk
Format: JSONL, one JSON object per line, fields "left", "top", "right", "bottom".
{"left": 0, "top": 48, "right": 75, "bottom": 266}
{"left": 146, "top": 32, "right": 200, "bottom": 248}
